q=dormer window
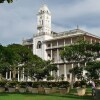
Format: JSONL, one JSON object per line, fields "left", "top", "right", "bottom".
{"left": 37, "top": 41, "right": 42, "bottom": 49}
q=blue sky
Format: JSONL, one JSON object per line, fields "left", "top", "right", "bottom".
{"left": 0, "top": 0, "right": 100, "bottom": 45}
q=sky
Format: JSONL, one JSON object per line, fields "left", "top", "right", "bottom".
{"left": 0, "top": 0, "right": 100, "bottom": 45}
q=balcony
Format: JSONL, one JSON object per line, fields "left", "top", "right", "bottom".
{"left": 37, "top": 25, "right": 42, "bottom": 29}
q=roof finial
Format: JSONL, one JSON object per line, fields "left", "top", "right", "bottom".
{"left": 77, "top": 25, "right": 79, "bottom": 29}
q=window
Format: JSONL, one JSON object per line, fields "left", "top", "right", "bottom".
{"left": 37, "top": 41, "right": 42, "bottom": 49}
{"left": 48, "top": 54, "right": 51, "bottom": 57}
{"left": 42, "top": 20, "right": 43, "bottom": 25}
{"left": 48, "top": 44, "right": 51, "bottom": 47}
{"left": 67, "top": 74, "right": 70, "bottom": 79}
{"left": 40, "top": 16, "right": 42, "bottom": 19}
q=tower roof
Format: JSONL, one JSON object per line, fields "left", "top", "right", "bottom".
{"left": 38, "top": 4, "right": 51, "bottom": 14}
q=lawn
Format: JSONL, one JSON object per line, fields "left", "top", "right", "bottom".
{"left": 0, "top": 88, "right": 93, "bottom": 100}
{"left": 0, "top": 93, "right": 93, "bottom": 100}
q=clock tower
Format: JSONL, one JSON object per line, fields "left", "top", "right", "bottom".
{"left": 37, "top": 4, "right": 51, "bottom": 35}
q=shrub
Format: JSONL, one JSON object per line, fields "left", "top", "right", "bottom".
{"left": 8, "top": 81, "right": 18, "bottom": 88}
{"left": 58, "top": 81, "right": 70, "bottom": 88}
{"left": 0, "top": 81, "right": 6, "bottom": 87}
{"left": 26, "top": 82, "right": 32, "bottom": 87}
{"left": 32, "top": 82, "right": 39, "bottom": 88}
{"left": 19, "top": 82, "right": 26, "bottom": 88}
{"left": 94, "top": 80, "right": 100, "bottom": 87}
{"left": 44, "top": 82, "right": 52, "bottom": 88}
{"left": 74, "top": 80, "right": 86, "bottom": 88}
{"left": 47, "top": 76, "right": 54, "bottom": 81}
{"left": 51, "top": 82, "right": 59, "bottom": 87}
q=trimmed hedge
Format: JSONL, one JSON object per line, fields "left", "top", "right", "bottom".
{"left": 0, "top": 81, "right": 70, "bottom": 89}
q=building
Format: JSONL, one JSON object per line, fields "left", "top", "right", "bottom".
{"left": 23, "top": 4, "right": 100, "bottom": 81}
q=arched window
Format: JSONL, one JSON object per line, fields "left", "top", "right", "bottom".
{"left": 42, "top": 20, "right": 43, "bottom": 25}
{"left": 37, "top": 41, "right": 42, "bottom": 49}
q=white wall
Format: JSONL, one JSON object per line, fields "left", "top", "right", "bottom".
{"left": 33, "top": 35, "right": 53, "bottom": 60}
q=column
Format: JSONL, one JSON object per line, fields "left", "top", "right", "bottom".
{"left": 57, "top": 41, "right": 59, "bottom": 62}
{"left": 23, "top": 68, "right": 24, "bottom": 81}
{"left": 57, "top": 65, "right": 60, "bottom": 77}
{"left": 51, "top": 43, "right": 52, "bottom": 60}
{"left": 64, "top": 39, "right": 65, "bottom": 46}
{"left": 85, "top": 62, "right": 87, "bottom": 67}
{"left": 27, "top": 70, "right": 30, "bottom": 81}
{"left": 9, "top": 70, "right": 11, "bottom": 80}
{"left": 57, "top": 49, "right": 59, "bottom": 62}
{"left": 71, "top": 38, "right": 73, "bottom": 44}
{"left": 57, "top": 41, "right": 58, "bottom": 47}
{"left": 70, "top": 63, "right": 74, "bottom": 81}
{"left": 64, "top": 64, "right": 67, "bottom": 81}
{"left": 50, "top": 71, "right": 53, "bottom": 76}
{"left": 18, "top": 68, "right": 20, "bottom": 82}
{"left": 84, "top": 36, "right": 86, "bottom": 41}
{"left": 78, "top": 63, "right": 80, "bottom": 67}
{"left": 90, "top": 38, "right": 92, "bottom": 44}
{"left": 6, "top": 72, "right": 8, "bottom": 80}
{"left": 50, "top": 43, "right": 53, "bottom": 76}
{"left": 83, "top": 62, "right": 87, "bottom": 76}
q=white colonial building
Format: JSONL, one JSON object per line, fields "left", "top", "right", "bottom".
{"left": 22, "top": 4, "right": 100, "bottom": 81}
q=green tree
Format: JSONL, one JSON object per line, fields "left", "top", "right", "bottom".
{"left": 0, "top": 44, "right": 13, "bottom": 80}
{"left": 60, "top": 39, "right": 100, "bottom": 88}
{"left": 85, "top": 61, "right": 100, "bottom": 80}
{"left": 7, "top": 44, "right": 34, "bottom": 80}
{"left": 0, "top": 43, "right": 57, "bottom": 81}
{"left": 0, "top": 0, "right": 13, "bottom": 3}
{"left": 27, "top": 60, "right": 58, "bottom": 81}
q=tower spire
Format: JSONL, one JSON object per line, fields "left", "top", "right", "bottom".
{"left": 37, "top": 1, "right": 51, "bottom": 35}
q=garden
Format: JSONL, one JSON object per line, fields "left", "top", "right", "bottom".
{"left": 0, "top": 40, "right": 100, "bottom": 100}
{"left": 0, "top": 81, "right": 94, "bottom": 100}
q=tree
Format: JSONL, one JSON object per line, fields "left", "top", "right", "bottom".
{"left": 7, "top": 44, "right": 34, "bottom": 80}
{"left": 69, "top": 65, "right": 83, "bottom": 81}
{"left": 0, "top": 44, "right": 13, "bottom": 80}
{"left": 60, "top": 39, "right": 100, "bottom": 88}
{"left": 85, "top": 61, "right": 100, "bottom": 80}
{"left": 0, "top": 0, "right": 13, "bottom": 3}
{"left": 26, "top": 60, "right": 58, "bottom": 81}
{"left": 0, "top": 43, "right": 57, "bottom": 81}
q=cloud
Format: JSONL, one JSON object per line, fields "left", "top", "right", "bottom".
{"left": 0, "top": 0, "right": 100, "bottom": 45}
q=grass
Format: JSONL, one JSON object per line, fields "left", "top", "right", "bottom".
{"left": 0, "top": 88, "right": 93, "bottom": 100}
{"left": 0, "top": 93, "right": 93, "bottom": 100}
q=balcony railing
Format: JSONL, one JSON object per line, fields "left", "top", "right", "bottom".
{"left": 37, "top": 25, "right": 42, "bottom": 29}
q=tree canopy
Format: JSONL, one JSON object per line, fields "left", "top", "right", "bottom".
{"left": 60, "top": 39, "right": 100, "bottom": 87}
{"left": 0, "top": 0, "right": 13, "bottom": 3}
{"left": 0, "top": 44, "right": 57, "bottom": 81}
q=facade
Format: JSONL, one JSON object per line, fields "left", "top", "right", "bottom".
{"left": 22, "top": 4, "right": 100, "bottom": 81}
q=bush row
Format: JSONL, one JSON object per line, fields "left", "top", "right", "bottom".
{"left": 74, "top": 80, "right": 100, "bottom": 88}
{"left": 0, "top": 81, "right": 70, "bottom": 88}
